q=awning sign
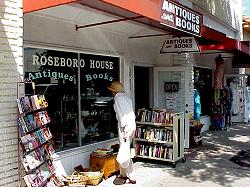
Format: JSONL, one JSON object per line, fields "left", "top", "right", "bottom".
{"left": 160, "top": 36, "right": 200, "bottom": 53}
{"left": 160, "top": 0, "right": 202, "bottom": 37}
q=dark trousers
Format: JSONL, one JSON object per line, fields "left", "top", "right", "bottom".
{"left": 225, "top": 111, "right": 231, "bottom": 127}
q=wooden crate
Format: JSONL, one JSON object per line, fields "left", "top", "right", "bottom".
{"left": 90, "top": 154, "right": 119, "bottom": 179}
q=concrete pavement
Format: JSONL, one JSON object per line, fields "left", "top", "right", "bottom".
{"left": 97, "top": 123, "right": 250, "bottom": 187}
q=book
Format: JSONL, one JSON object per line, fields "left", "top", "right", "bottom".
{"left": 30, "top": 95, "right": 40, "bottom": 110}
{"left": 44, "top": 144, "right": 55, "bottom": 156}
{"left": 43, "top": 128, "right": 52, "bottom": 141}
{"left": 20, "top": 134, "right": 39, "bottom": 152}
{"left": 24, "top": 172, "right": 44, "bottom": 187}
{"left": 19, "top": 117, "right": 29, "bottom": 132}
{"left": 23, "top": 96, "right": 32, "bottom": 112}
{"left": 38, "top": 129, "right": 47, "bottom": 144}
{"left": 92, "top": 148, "right": 113, "bottom": 156}
{"left": 38, "top": 111, "right": 51, "bottom": 125}
{"left": 17, "top": 98, "right": 23, "bottom": 114}
{"left": 26, "top": 114, "right": 38, "bottom": 130}
{"left": 34, "top": 112, "right": 43, "bottom": 127}
{"left": 17, "top": 118, "right": 26, "bottom": 136}
{"left": 38, "top": 95, "right": 48, "bottom": 108}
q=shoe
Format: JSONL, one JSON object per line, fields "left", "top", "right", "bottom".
{"left": 113, "top": 175, "right": 127, "bottom": 185}
{"left": 127, "top": 178, "right": 136, "bottom": 184}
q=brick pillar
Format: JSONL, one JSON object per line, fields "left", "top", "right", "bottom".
{"left": 0, "top": 0, "right": 23, "bottom": 186}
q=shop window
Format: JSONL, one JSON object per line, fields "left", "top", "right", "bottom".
{"left": 79, "top": 53, "right": 119, "bottom": 145}
{"left": 24, "top": 48, "right": 119, "bottom": 151}
{"left": 194, "top": 67, "right": 212, "bottom": 116}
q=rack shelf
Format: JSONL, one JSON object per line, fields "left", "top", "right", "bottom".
{"left": 16, "top": 94, "right": 62, "bottom": 187}
{"left": 134, "top": 109, "right": 186, "bottom": 167}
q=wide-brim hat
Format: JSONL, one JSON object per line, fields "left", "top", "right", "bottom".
{"left": 108, "top": 81, "right": 124, "bottom": 92}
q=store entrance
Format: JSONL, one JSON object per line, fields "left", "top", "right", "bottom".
{"left": 134, "top": 66, "right": 150, "bottom": 110}
{"left": 153, "top": 67, "right": 190, "bottom": 148}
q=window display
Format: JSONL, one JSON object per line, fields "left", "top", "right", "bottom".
{"left": 24, "top": 48, "right": 119, "bottom": 151}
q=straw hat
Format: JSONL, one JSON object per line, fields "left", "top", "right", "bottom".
{"left": 108, "top": 81, "right": 124, "bottom": 92}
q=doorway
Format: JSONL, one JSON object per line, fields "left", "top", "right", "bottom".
{"left": 134, "top": 66, "right": 150, "bottom": 110}
{"left": 153, "top": 67, "right": 190, "bottom": 148}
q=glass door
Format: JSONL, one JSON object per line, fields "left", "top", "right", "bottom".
{"left": 154, "top": 67, "right": 190, "bottom": 148}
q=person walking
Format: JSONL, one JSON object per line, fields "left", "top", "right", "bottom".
{"left": 108, "top": 81, "right": 136, "bottom": 185}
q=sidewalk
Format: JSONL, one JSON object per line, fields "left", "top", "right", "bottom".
{"left": 97, "top": 123, "right": 250, "bottom": 187}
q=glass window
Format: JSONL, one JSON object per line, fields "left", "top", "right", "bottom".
{"left": 24, "top": 48, "right": 119, "bottom": 151}
{"left": 79, "top": 53, "right": 119, "bottom": 145}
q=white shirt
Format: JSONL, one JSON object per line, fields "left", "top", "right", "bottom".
{"left": 113, "top": 92, "right": 136, "bottom": 131}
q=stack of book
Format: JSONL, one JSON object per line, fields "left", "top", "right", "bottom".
{"left": 136, "top": 108, "right": 175, "bottom": 124}
{"left": 17, "top": 95, "right": 48, "bottom": 114}
{"left": 92, "top": 148, "right": 113, "bottom": 157}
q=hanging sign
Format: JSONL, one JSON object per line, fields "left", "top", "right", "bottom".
{"left": 160, "top": 0, "right": 202, "bottom": 37}
{"left": 160, "top": 36, "right": 200, "bottom": 53}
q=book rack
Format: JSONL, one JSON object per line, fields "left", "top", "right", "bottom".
{"left": 134, "top": 108, "right": 186, "bottom": 168}
{"left": 16, "top": 94, "right": 63, "bottom": 187}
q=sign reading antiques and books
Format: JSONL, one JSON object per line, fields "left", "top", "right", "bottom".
{"left": 160, "top": 36, "right": 200, "bottom": 53}
{"left": 160, "top": 0, "right": 202, "bottom": 37}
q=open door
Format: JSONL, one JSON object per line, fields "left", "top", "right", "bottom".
{"left": 224, "top": 74, "right": 246, "bottom": 123}
{"left": 154, "top": 67, "right": 190, "bottom": 148}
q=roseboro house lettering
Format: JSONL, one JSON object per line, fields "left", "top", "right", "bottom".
{"left": 28, "top": 54, "right": 115, "bottom": 82}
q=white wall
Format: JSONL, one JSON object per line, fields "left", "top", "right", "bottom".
{"left": 0, "top": 0, "right": 23, "bottom": 186}
{"left": 24, "top": 14, "right": 160, "bottom": 66}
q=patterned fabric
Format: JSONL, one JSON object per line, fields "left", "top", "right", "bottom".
{"left": 214, "top": 63, "right": 224, "bottom": 89}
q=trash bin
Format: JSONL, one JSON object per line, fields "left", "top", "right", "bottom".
{"left": 189, "top": 124, "right": 203, "bottom": 147}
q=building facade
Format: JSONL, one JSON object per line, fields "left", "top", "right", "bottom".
{"left": 0, "top": 0, "right": 248, "bottom": 186}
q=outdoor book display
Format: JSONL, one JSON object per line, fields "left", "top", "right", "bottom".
{"left": 134, "top": 108, "right": 186, "bottom": 167}
{"left": 16, "top": 95, "right": 63, "bottom": 187}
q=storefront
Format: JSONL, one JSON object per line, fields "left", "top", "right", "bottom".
{"left": 22, "top": 0, "right": 244, "bottom": 175}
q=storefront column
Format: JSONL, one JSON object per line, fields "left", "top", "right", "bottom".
{"left": 0, "top": 0, "right": 23, "bottom": 186}
{"left": 173, "top": 53, "right": 194, "bottom": 114}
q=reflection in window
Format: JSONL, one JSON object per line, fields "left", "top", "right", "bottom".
{"left": 24, "top": 48, "right": 119, "bottom": 151}
{"left": 79, "top": 53, "right": 119, "bottom": 145}
{"left": 194, "top": 67, "right": 212, "bottom": 116}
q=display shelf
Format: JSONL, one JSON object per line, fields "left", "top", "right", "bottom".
{"left": 134, "top": 109, "right": 185, "bottom": 167}
{"left": 136, "top": 155, "right": 174, "bottom": 162}
{"left": 134, "top": 138, "right": 173, "bottom": 145}
{"left": 16, "top": 94, "right": 62, "bottom": 187}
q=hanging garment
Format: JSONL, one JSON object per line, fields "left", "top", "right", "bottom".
{"left": 230, "top": 82, "right": 240, "bottom": 115}
{"left": 244, "top": 86, "right": 250, "bottom": 123}
{"left": 194, "top": 89, "right": 201, "bottom": 120}
{"left": 223, "top": 87, "right": 233, "bottom": 113}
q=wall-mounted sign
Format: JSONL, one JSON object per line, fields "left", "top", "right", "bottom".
{"left": 24, "top": 48, "right": 119, "bottom": 82}
{"left": 160, "top": 36, "right": 200, "bottom": 53}
{"left": 166, "top": 93, "right": 176, "bottom": 111}
{"left": 160, "top": 0, "right": 202, "bottom": 37}
{"left": 164, "top": 82, "right": 179, "bottom": 92}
